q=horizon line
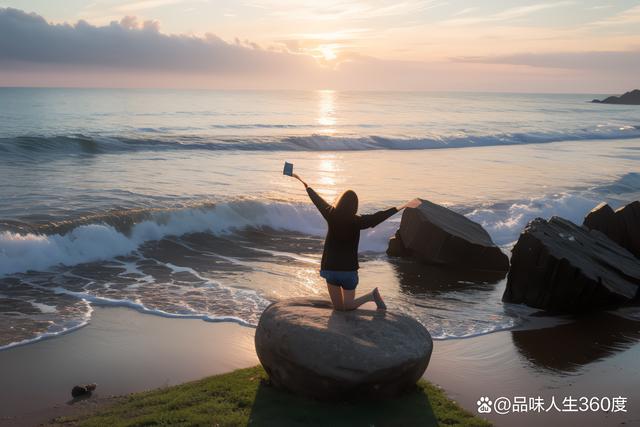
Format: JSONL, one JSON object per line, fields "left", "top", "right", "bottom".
{"left": 0, "top": 85, "right": 628, "bottom": 96}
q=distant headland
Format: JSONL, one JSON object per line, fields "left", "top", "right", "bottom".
{"left": 592, "top": 89, "right": 640, "bottom": 105}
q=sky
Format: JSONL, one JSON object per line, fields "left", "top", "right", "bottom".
{"left": 0, "top": 0, "right": 639, "bottom": 91}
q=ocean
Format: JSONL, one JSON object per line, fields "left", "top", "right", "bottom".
{"left": 1, "top": 88, "right": 639, "bottom": 350}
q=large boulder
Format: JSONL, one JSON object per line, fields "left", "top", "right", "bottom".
{"left": 386, "top": 199, "right": 509, "bottom": 272}
{"left": 583, "top": 201, "right": 640, "bottom": 259}
{"left": 503, "top": 216, "right": 640, "bottom": 312}
{"left": 255, "top": 298, "right": 432, "bottom": 400}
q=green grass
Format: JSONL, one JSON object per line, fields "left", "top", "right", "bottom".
{"left": 52, "top": 366, "right": 491, "bottom": 427}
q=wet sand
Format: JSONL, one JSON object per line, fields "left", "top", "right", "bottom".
{"left": 0, "top": 307, "right": 258, "bottom": 426}
{"left": 428, "top": 312, "right": 640, "bottom": 426}
{"left": 0, "top": 306, "right": 638, "bottom": 427}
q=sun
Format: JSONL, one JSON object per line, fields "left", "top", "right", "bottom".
{"left": 318, "top": 45, "right": 337, "bottom": 61}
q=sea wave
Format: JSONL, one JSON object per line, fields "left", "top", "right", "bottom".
{"left": 468, "top": 193, "right": 602, "bottom": 247}
{"left": 592, "top": 172, "right": 640, "bottom": 195}
{"left": 1, "top": 191, "right": 636, "bottom": 349}
{"left": 1, "top": 124, "right": 639, "bottom": 157}
{"left": 0, "top": 186, "right": 621, "bottom": 277}
{"left": 0, "top": 200, "right": 400, "bottom": 276}
{"left": 0, "top": 301, "right": 93, "bottom": 351}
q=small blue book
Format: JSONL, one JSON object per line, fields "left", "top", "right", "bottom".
{"left": 283, "top": 161, "right": 293, "bottom": 176}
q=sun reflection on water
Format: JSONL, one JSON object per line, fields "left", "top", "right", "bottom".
{"left": 317, "top": 90, "right": 336, "bottom": 133}
{"left": 316, "top": 155, "right": 340, "bottom": 199}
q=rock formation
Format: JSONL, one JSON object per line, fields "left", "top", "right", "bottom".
{"left": 503, "top": 217, "right": 640, "bottom": 312}
{"left": 592, "top": 89, "right": 640, "bottom": 105}
{"left": 387, "top": 199, "right": 509, "bottom": 272}
{"left": 255, "top": 298, "right": 432, "bottom": 400}
{"left": 583, "top": 201, "right": 640, "bottom": 259}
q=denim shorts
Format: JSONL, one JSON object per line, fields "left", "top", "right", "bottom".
{"left": 320, "top": 270, "right": 359, "bottom": 290}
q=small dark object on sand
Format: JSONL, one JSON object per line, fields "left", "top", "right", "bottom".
{"left": 71, "top": 383, "right": 97, "bottom": 398}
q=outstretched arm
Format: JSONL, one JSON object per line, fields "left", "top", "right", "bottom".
{"left": 293, "top": 173, "right": 332, "bottom": 220}
{"left": 358, "top": 198, "right": 421, "bottom": 230}
{"left": 397, "top": 198, "right": 421, "bottom": 211}
{"left": 358, "top": 207, "right": 398, "bottom": 229}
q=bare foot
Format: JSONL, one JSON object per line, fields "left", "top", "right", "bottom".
{"left": 373, "top": 288, "right": 387, "bottom": 310}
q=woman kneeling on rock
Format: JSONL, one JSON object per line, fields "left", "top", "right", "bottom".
{"left": 293, "top": 173, "right": 420, "bottom": 311}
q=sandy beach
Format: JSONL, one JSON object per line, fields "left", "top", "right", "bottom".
{"left": 1, "top": 306, "right": 638, "bottom": 427}
{"left": 0, "top": 307, "right": 258, "bottom": 426}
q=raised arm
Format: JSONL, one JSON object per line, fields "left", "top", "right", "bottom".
{"left": 357, "top": 207, "right": 398, "bottom": 229}
{"left": 357, "top": 198, "right": 421, "bottom": 230}
{"left": 293, "top": 173, "right": 332, "bottom": 220}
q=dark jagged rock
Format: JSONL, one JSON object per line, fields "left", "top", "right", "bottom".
{"left": 592, "top": 89, "right": 640, "bottom": 105}
{"left": 583, "top": 202, "right": 615, "bottom": 229}
{"left": 387, "top": 232, "right": 411, "bottom": 257}
{"left": 503, "top": 216, "right": 640, "bottom": 312}
{"left": 386, "top": 199, "right": 509, "bottom": 272}
{"left": 71, "top": 383, "right": 97, "bottom": 398}
{"left": 255, "top": 298, "right": 432, "bottom": 400}
{"left": 583, "top": 201, "right": 640, "bottom": 259}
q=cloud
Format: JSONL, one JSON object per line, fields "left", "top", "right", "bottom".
{"left": 115, "top": 0, "right": 200, "bottom": 13}
{"left": 0, "top": 7, "right": 638, "bottom": 92}
{"left": 589, "top": 4, "right": 640, "bottom": 27}
{"left": 0, "top": 7, "right": 315, "bottom": 74}
{"left": 247, "top": 0, "right": 443, "bottom": 22}
{"left": 455, "top": 49, "right": 640, "bottom": 71}
{"left": 452, "top": 7, "right": 478, "bottom": 17}
{"left": 442, "top": 1, "right": 575, "bottom": 26}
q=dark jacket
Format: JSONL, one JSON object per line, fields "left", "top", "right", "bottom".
{"left": 306, "top": 187, "right": 398, "bottom": 271}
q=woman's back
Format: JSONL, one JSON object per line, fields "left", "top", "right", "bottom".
{"left": 306, "top": 187, "right": 397, "bottom": 271}
{"left": 292, "top": 171, "right": 416, "bottom": 311}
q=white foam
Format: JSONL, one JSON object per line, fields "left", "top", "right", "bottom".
{"left": 279, "top": 127, "right": 640, "bottom": 151}
{"left": 0, "top": 200, "right": 399, "bottom": 276}
{"left": 428, "top": 321, "right": 517, "bottom": 340}
{"left": 468, "top": 192, "right": 600, "bottom": 246}
{"left": 29, "top": 301, "right": 58, "bottom": 314}
{"left": 0, "top": 225, "right": 137, "bottom": 275}
{"left": 50, "top": 286, "right": 258, "bottom": 328}
{"left": 0, "top": 300, "right": 92, "bottom": 351}
{"left": 235, "top": 247, "right": 319, "bottom": 265}
{"left": 0, "top": 192, "right": 611, "bottom": 277}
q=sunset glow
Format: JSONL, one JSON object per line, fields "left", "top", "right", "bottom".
{"left": 0, "top": 1, "right": 639, "bottom": 91}
{"left": 1, "top": 2, "right": 640, "bottom": 424}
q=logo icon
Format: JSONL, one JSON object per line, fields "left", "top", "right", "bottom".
{"left": 477, "top": 396, "right": 493, "bottom": 414}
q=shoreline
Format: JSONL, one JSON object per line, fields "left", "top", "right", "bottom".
{"left": 1, "top": 305, "right": 639, "bottom": 427}
{"left": 0, "top": 307, "right": 258, "bottom": 426}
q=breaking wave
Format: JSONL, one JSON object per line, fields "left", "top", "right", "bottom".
{"left": 0, "top": 200, "right": 400, "bottom": 276}
{"left": 2, "top": 186, "right": 628, "bottom": 277}
{"left": 1, "top": 124, "right": 639, "bottom": 157}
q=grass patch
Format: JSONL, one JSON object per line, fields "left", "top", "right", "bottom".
{"left": 51, "top": 366, "right": 491, "bottom": 427}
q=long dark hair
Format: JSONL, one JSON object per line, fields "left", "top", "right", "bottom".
{"left": 334, "top": 190, "right": 358, "bottom": 217}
